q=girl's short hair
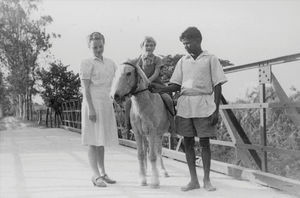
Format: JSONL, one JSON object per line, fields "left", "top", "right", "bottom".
{"left": 140, "top": 36, "right": 156, "bottom": 48}
{"left": 179, "top": 27, "right": 202, "bottom": 42}
{"left": 87, "top": 32, "right": 105, "bottom": 47}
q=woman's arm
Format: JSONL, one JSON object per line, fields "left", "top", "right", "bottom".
{"left": 82, "top": 79, "right": 96, "bottom": 122}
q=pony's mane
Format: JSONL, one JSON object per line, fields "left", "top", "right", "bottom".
{"left": 123, "top": 62, "right": 150, "bottom": 86}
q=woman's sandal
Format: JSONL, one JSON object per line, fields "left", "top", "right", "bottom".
{"left": 91, "top": 176, "right": 107, "bottom": 187}
{"left": 101, "top": 174, "right": 116, "bottom": 184}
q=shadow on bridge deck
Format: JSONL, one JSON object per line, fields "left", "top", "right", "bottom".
{"left": 0, "top": 117, "right": 296, "bottom": 198}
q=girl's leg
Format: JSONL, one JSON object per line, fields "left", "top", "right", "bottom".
{"left": 89, "top": 145, "right": 106, "bottom": 187}
{"left": 96, "top": 146, "right": 105, "bottom": 175}
{"left": 97, "top": 146, "right": 116, "bottom": 184}
{"left": 88, "top": 145, "right": 100, "bottom": 177}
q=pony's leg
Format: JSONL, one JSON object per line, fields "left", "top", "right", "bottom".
{"left": 148, "top": 134, "right": 159, "bottom": 188}
{"left": 157, "top": 136, "right": 169, "bottom": 177}
{"left": 135, "top": 133, "right": 147, "bottom": 186}
{"left": 143, "top": 136, "right": 148, "bottom": 175}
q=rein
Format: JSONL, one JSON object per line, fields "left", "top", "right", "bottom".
{"left": 123, "top": 62, "right": 149, "bottom": 98}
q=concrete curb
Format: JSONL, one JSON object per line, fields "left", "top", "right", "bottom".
{"left": 119, "top": 138, "right": 300, "bottom": 197}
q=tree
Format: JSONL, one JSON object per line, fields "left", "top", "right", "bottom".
{"left": 37, "top": 61, "right": 81, "bottom": 125}
{"left": 0, "top": 0, "right": 58, "bottom": 119}
{"left": 0, "top": 70, "right": 12, "bottom": 117}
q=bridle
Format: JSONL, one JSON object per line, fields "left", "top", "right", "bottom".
{"left": 121, "top": 62, "right": 175, "bottom": 117}
{"left": 122, "top": 62, "right": 149, "bottom": 98}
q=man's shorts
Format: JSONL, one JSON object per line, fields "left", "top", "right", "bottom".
{"left": 175, "top": 116, "right": 217, "bottom": 138}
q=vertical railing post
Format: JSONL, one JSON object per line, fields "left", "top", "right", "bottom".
{"left": 259, "top": 83, "right": 268, "bottom": 172}
{"left": 168, "top": 134, "right": 171, "bottom": 149}
{"left": 258, "top": 63, "right": 271, "bottom": 172}
{"left": 38, "top": 110, "right": 42, "bottom": 125}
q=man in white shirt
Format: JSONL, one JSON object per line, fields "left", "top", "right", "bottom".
{"left": 152, "top": 27, "right": 227, "bottom": 192}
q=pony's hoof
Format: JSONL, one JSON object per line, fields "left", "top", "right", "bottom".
{"left": 140, "top": 180, "right": 147, "bottom": 186}
{"left": 150, "top": 183, "right": 160, "bottom": 189}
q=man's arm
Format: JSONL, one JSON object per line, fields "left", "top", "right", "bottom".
{"left": 151, "top": 83, "right": 181, "bottom": 93}
{"left": 214, "top": 83, "right": 222, "bottom": 112}
{"left": 210, "top": 83, "right": 222, "bottom": 125}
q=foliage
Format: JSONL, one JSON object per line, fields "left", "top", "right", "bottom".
{"left": 0, "top": 70, "right": 12, "bottom": 115}
{"left": 0, "top": 71, "right": 6, "bottom": 102}
{"left": 217, "top": 86, "right": 300, "bottom": 179}
{"left": 160, "top": 54, "right": 183, "bottom": 83}
{"left": 37, "top": 61, "right": 81, "bottom": 114}
{"left": 0, "top": 0, "right": 58, "bottom": 117}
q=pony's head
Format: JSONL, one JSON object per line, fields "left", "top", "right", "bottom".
{"left": 110, "top": 62, "right": 150, "bottom": 104}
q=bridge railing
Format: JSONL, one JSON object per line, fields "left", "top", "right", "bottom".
{"left": 58, "top": 53, "right": 300, "bottom": 195}
{"left": 32, "top": 108, "right": 58, "bottom": 127}
{"left": 219, "top": 53, "right": 300, "bottom": 172}
{"left": 60, "top": 99, "right": 82, "bottom": 133}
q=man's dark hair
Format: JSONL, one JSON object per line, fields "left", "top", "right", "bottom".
{"left": 179, "top": 27, "right": 202, "bottom": 42}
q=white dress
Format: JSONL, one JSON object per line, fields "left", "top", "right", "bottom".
{"left": 79, "top": 57, "right": 118, "bottom": 147}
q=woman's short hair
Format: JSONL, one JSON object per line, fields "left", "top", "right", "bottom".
{"left": 87, "top": 32, "right": 105, "bottom": 47}
{"left": 179, "top": 27, "right": 202, "bottom": 42}
{"left": 140, "top": 36, "right": 156, "bottom": 48}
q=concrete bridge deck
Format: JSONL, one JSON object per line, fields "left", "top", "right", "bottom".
{"left": 0, "top": 117, "right": 296, "bottom": 198}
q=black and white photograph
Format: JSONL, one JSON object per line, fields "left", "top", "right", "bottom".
{"left": 0, "top": 0, "right": 300, "bottom": 197}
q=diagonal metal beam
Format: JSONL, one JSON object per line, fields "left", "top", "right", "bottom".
{"left": 220, "top": 95, "right": 262, "bottom": 169}
{"left": 271, "top": 73, "right": 300, "bottom": 128}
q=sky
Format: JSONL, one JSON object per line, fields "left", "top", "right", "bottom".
{"left": 36, "top": 0, "right": 300, "bottom": 102}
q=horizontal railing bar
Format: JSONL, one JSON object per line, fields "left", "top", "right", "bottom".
{"left": 220, "top": 102, "right": 300, "bottom": 109}
{"left": 164, "top": 134, "right": 235, "bottom": 148}
{"left": 268, "top": 102, "right": 300, "bottom": 108}
{"left": 236, "top": 143, "right": 300, "bottom": 156}
{"left": 61, "top": 110, "right": 81, "bottom": 113}
{"left": 61, "top": 120, "right": 81, "bottom": 124}
{"left": 160, "top": 133, "right": 299, "bottom": 156}
{"left": 224, "top": 53, "right": 300, "bottom": 74}
{"left": 220, "top": 103, "right": 268, "bottom": 109}
{"left": 210, "top": 139, "right": 235, "bottom": 147}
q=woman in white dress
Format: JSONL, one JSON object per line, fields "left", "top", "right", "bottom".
{"left": 80, "top": 32, "right": 118, "bottom": 187}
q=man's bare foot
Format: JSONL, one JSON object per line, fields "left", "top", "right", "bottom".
{"left": 203, "top": 180, "right": 216, "bottom": 191}
{"left": 181, "top": 182, "right": 200, "bottom": 192}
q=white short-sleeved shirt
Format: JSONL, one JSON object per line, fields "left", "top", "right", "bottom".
{"left": 170, "top": 51, "right": 227, "bottom": 118}
{"left": 79, "top": 57, "right": 117, "bottom": 100}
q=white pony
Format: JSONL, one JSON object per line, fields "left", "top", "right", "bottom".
{"left": 111, "top": 62, "right": 171, "bottom": 188}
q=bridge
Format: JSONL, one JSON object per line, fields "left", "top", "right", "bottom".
{"left": 0, "top": 117, "right": 298, "bottom": 198}
{"left": 1, "top": 53, "right": 300, "bottom": 198}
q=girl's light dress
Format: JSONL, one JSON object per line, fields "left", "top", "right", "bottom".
{"left": 79, "top": 57, "right": 118, "bottom": 147}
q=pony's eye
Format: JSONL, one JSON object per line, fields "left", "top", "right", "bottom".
{"left": 126, "top": 72, "right": 132, "bottom": 76}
